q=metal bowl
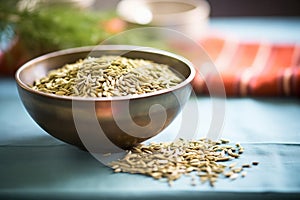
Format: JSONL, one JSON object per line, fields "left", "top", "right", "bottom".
{"left": 15, "top": 45, "right": 195, "bottom": 151}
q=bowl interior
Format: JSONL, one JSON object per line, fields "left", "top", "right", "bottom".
{"left": 18, "top": 47, "right": 193, "bottom": 92}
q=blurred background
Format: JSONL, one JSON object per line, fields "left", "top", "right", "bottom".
{"left": 95, "top": 0, "right": 300, "bottom": 16}
{"left": 0, "top": 0, "right": 300, "bottom": 83}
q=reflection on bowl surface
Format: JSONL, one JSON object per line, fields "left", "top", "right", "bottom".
{"left": 15, "top": 45, "right": 195, "bottom": 151}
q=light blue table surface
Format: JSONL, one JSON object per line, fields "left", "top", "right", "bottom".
{"left": 210, "top": 17, "right": 300, "bottom": 43}
{"left": 1, "top": 18, "right": 300, "bottom": 199}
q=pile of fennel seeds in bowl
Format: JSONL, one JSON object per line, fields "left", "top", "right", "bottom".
{"left": 108, "top": 138, "right": 259, "bottom": 187}
{"left": 31, "top": 56, "right": 183, "bottom": 97}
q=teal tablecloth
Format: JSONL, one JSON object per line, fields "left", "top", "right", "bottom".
{"left": 1, "top": 77, "right": 300, "bottom": 200}
{"left": 1, "top": 18, "right": 300, "bottom": 199}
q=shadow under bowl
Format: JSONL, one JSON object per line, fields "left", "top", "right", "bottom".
{"left": 15, "top": 45, "right": 195, "bottom": 152}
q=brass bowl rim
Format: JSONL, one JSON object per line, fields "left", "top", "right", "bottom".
{"left": 15, "top": 45, "right": 196, "bottom": 101}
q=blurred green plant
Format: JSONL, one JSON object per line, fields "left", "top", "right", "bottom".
{"left": 0, "top": 0, "right": 116, "bottom": 56}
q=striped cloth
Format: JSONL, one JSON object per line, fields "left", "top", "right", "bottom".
{"left": 192, "top": 36, "right": 300, "bottom": 97}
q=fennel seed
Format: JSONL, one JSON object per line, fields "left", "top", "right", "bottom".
{"left": 108, "top": 138, "right": 259, "bottom": 187}
{"left": 32, "top": 56, "right": 183, "bottom": 97}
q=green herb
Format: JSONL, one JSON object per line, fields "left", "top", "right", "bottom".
{"left": 0, "top": 1, "right": 116, "bottom": 56}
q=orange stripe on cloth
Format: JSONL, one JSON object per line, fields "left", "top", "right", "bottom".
{"left": 199, "top": 37, "right": 225, "bottom": 61}
{"left": 239, "top": 43, "right": 271, "bottom": 96}
{"left": 223, "top": 43, "right": 260, "bottom": 96}
{"left": 194, "top": 37, "right": 300, "bottom": 97}
{"left": 248, "top": 46, "right": 295, "bottom": 96}
{"left": 289, "top": 46, "right": 300, "bottom": 96}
